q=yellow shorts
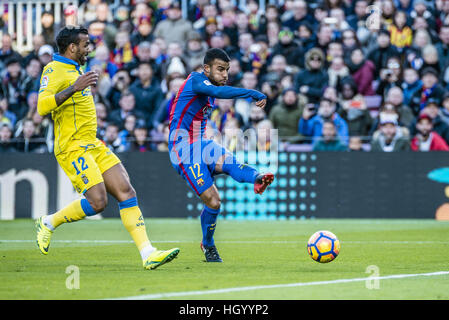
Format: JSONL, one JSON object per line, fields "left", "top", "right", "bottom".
{"left": 56, "top": 140, "right": 121, "bottom": 194}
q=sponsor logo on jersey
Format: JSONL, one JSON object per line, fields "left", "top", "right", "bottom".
{"left": 40, "top": 76, "right": 49, "bottom": 89}
{"left": 81, "top": 87, "right": 92, "bottom": 96}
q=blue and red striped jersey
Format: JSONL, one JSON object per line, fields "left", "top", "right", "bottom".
{"left": 168, "top": 71, "right": 266, "bottom": 146}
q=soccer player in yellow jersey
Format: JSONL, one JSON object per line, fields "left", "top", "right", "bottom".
{"left": 35, "top": 26, "right": 179, "bottom": 270}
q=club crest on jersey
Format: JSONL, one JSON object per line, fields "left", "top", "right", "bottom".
{"left": 197, "top": 178, "right": 205, "bottom": 186}
{"left": 43, "top": 67, "right": 53, "bottom": 76}
{"left": 81, "top": 174, "right": 89, "bottom": 185}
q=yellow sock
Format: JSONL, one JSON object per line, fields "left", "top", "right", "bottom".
{"left": 50, "top": 199, "right": 87, "bottom": 229}
{"left": 120, "top": 203, "right": 154, "bottom": 259}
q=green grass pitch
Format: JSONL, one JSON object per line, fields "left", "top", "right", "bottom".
{"left": 0, "top": 218, "right": 448, "bottom": 300}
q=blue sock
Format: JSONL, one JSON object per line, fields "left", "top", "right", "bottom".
{"left": 222, "top": 156, "right": 259, "bottom": 184}
{"left": 201, "top": 205, "right": 220, "bottom": 247}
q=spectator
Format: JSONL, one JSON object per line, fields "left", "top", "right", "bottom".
{"left": 0, "top": 122, "right": 16, "bottom": 152}
{"left": 299, "top": 97, "right": 349, "bottom": 144}
{"left": 155, "top": 121, "right": 170, "bottom": 151}
{"left": 388, "top": 10, "right": 413, "bottom": 53}
{"left": 79, "top": 0, "right": 102, "bottom": 24}
{"left": 153, "top": 1, "right": 193, "bottom": 45}
{"left": 129, "top": 124, "right": 153, "bottom": 152}
{"left": 296, "top": 21, "right": 316, "bottom": 53}
{"left": 341, "top": 29, "right": 360, "bottom": 59}
{"left": 402, "top": 68, "right": 423, "bottom": 107}
{"left": 222, "top": 117, "right": 241, "bottom": 152}
{"left": 23, "top": 58, "right": 42, "bottom": 97}
{"left": 130, "top": 15, "right": 154, "bottom": 48}
{"left": 376, "top": 56, "right": 403, "bottom": 98}
{"left": 366, "top": 29, "right": 400, "bottom": 78}
{"left": 184, "top": 31, "right": 208, "bottom": 71}
{"left": 411, "top": 113, "right": 449, "bottom": 151}
{"left": 14, "top": 118, "right": 47, "bottom": 153}
{"left": 421, "top": 44, "right": 441, "bottom": 75}
{"left": 210, "top": 98, "right": 243, "bottom": 133}
{"left": 272, "top": 28, "right": 304, "bottom": 68}
{"left": 312, "top": 121, "right": 348, "bottom": 151}
{"left": 40, "top": 10, "right": 58, "bottom": 49}
{"left": 209, "top": 31, "right": 238, "bottom": 60}
{"left": 348, "top": 136, "right": 364, "bottom": 152}
{"left": 253, "top": 119, "right": 275, "bottom": 152}
{"left": 327, "top": 56, "right": 349, "bottom": 88}
{"left": 235, "top": 71, "right": 259, "bottom": 125}
{"left": 260, "top": 78, "right": 282, "bottom": 114}
{"left": 129, "top": 62, "right": 164, "bottom": 129}
{"left": 440, "top": 93, "right": 449, "bottom": 126}
{"left": 153, "top": 76, "right": 186, "bottom": 130}
{"left": 294, "top": 47, "right": 328, "bottom": 104}
{"left": 0, "top": 34, "right": 22, "bottom": 68}
{"left": 385, "top": 86, "right": 415, "bottom": 128}
{"left": 96, "top": 102, "right": 108, "bottom": 140}
{"left": 103, "top": 122, "right": 127, "bottom": 153}
{"left": 244, "top": 103, "right": 267, "bottom": 131}
{"left": 118, "top": 113, "right": 140, "bottom": 151}
{"left": 337, "top": 77, "right": 372, "bottom": 137}
{"left": 0, "top": 98, "right": 17, "bottom": 127}
{"left": 315, "top": 23, "right": 333, "bottom": 55}
{"left": 282, "top": 0, "right": 314, "bottom": 32}
{"left": 108, "top": 91, "right": 146, "bottom": 129}
{"left": 409, "top": 99, "right": 449, "bottom": 144}
{"left": 269, "top": 88, "right": 304, "bottom": 143}
{"left": 436, "top": 24, "right": 449, "bottom": 76}
{"left": 370, "top": 114, "right": 410, "bottom": 152}
{"left": 0, "top": 57, "right": 28, "bottom": 121}
{"left": 23, "top": 34, "right": 45, "bottom": 67}
{"left": 110, "top": 30, "right": 134, "bottom": 69}
{"left": 346, "top": 0, "right": 369, "bottom": 31}
{"left": 125, "top": 42, "right": 162, "bottom": 81}
{"left": 346, "top": 48, "right": 375, "bottom": 96}
{"left": 410, "top": 67, "right": 447, "bottom": 116}
{"left": 88, "top": 45, "right": 118, "bottom": 80}
{"left": 106, "top": 69, "right": 132, "bottom": 110}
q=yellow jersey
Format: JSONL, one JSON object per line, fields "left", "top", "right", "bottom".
{"left": 37, "top": 54, "right": 97, "bottom": 156}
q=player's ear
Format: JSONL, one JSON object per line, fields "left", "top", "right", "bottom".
{"left": 204, "top": 64, "right": 210, "bottom": 75}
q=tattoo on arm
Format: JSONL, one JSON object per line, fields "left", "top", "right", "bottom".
{"left": 55, "top": 85, "right": 76, "bottom": 106}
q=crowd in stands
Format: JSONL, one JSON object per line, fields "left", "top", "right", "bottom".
{"left": 1, "top": 0, "right": 449, "bottom": 153}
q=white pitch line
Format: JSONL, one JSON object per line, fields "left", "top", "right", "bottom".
{"left": 1, "top": 240, "right": 449, "bottom": 244}
{"left": 108, "top": 271, "right": 449, "bottom": 300}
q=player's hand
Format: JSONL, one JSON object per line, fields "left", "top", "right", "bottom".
{"left": 255, "top": 99, "right": 267, "bottom": 109}
{"left": 73, "top": 71, "right": 99, "bottom": 92}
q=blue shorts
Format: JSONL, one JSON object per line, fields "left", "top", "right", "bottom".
{"left": 169, "top": 139, "right": 231, "bottom": 195}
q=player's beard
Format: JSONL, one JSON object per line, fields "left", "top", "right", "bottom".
{"left": 76, "top": 49, "right": 88, "bottom": 66}
{"left": 209, "top": 72, "right": 227, "bottom": 86}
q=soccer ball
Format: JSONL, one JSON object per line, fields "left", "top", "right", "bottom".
{"left": 307, "top": 230, "right": 340, "bottom": 263}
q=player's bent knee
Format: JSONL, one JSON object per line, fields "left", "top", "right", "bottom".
{"left": 89, "top": 197, "right": 108, "bottom": 213}
{"left": 207, "top": 198, "right": 221, "bottom": 210}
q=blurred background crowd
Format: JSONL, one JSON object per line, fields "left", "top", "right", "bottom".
{"left": 1, "top": 0, "right": 449, "bottom": 153}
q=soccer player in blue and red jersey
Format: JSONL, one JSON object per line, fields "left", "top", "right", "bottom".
{"left": 168, "top": 48, "right": 275, "bottom": 262}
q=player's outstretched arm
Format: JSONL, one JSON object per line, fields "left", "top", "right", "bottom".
{"left": 192, "top": 76, "right": 267, "bottom": 104}
{"left": 37, "top": 71, "right": 98, "bottom": 116}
